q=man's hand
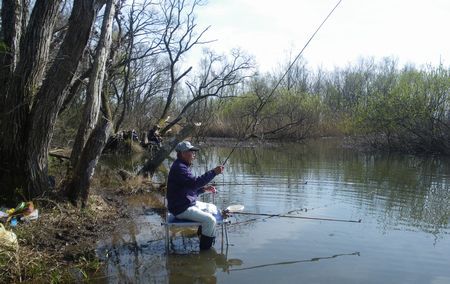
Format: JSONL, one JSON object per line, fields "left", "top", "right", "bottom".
{"left": 213, "top": 165, "right": 224, "bottom": 175}
{"left": 204, "top": 185, "right": 217, "bottom": 193}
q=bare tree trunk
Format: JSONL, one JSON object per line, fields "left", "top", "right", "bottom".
{"left": 70, "top": 0, "right": 116, "bottom": 168}
{"left": 67, "top": 82, "right": 113, "bottom": 206}
{"left": 66, "top": 104, "right": 113, "bottom": 207}
{"left": 0, "top": 0, "right": 63, "bottom": 200}
{"left": 0, "top": 0, "right": 24, "bottom": 78}
{"left": 0, "top": 0, "right": 105, "bottom": 202}
{"left": 26, "top": 0, "right": 104, "bottom": 197}
{"left": 14, "top": 0, "right": 62, "bottom": 102}
{"left": 139, "top": 124, "right": 195, "bottom": 175}
{"left": 65, "top": 0, "right": 116, "bottom": 205}
{"left": 114, "top": 15, "right": 134, "bottom": 133}
{"left": 0, "top": 0, "right": 25, "bottom": 203}
{"left": 59, "top": 68, "right": 92, "bottom": 115}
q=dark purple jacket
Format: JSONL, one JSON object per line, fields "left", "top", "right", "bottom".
{"left": 167, "top": 159, "right": 217, "bottom": 215}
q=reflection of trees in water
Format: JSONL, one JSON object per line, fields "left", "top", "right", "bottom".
{"left": 343, "top": 153, "right": 449, "bottom": 237}
{"left": 198, "top": 140, "right": 450, "bottom": 237}
{"left": 95, "top": 225, "right": 168, "bottom": 283}
{"left": 377, "top": 183, "right": 450, "bottom": 241}
{"left": 207, "top": 139, "right": 347, "bottom": 180}
{"left": 350, "top": 155, "right": 450, "bottom": 238}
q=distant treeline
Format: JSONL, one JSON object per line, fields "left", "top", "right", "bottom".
{"left": 200, "top": 58, "right": 450, "bottom": 155}
{"left": 55, "top": 57, "right": 449, "bottom": 155}
{"left": 54, "top": 53, "right": 449, "bottom": 156}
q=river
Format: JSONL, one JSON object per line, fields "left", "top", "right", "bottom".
{"left": 94, "top": 138, "right": 450, "bottom": 283}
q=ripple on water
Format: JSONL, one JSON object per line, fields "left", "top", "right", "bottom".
{"left": 98, "top": 141, "right": 450, "bottom": 283}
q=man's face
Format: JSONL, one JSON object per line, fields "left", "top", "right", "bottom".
{"left": 180, "top": 150, "right": 196, "bottom": 164}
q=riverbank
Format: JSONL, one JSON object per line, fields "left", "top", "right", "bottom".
{"left": 199, "top": 136, "right": 290, "bottom": 148}
{"left": 0, "top": 184, "right": 159, "bottom": 282}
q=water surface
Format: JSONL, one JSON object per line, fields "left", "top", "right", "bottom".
{"left": 96, "top": 139, "right": 450, "bottom": 283}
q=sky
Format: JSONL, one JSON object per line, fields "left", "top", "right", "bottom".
{"left": 187, "top": 0, "right": 450, "bottom": 72}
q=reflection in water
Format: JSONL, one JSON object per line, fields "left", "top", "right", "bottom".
{"left": 200, "top": 139, "right": 450, "bottom": 237}
{"left": 230, "top": 251, "right": 359, "bottom": 272}
{"left": 97, "top": 138, "right": 450, "bottom": 283}
{"left": 168, "top": 248, "right": 242, "bottom": 284}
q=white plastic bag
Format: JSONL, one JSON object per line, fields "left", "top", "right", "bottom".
{"left": 21, "top": 209, "right": 39, "bottom": 222}
{"left": 0, "top": 223, "right": 18, "bottom": 251}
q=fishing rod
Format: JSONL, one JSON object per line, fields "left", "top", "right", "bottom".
{"left": 267, "top": 0, "right": 343, "bottom": 98}
{"left": 231, "top": 212, "right": 361, "bottom": 223}
{"left": 212, "top": 181, "right": 308, "bottom": 186}
{"left": 221, "top": 0, "right": 343, "bottom": 164}
{"left": 222, "top": 144, "right": 238, "bottom": 165}
{"left": 221, "top": 122, "right": 255, "bottom": 166}
{"left": 150, "top": 180, "right": 308, "bottom": 187}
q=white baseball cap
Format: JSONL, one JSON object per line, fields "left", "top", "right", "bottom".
{"left": 175, "top": 141, "right": 199, "bottom": 152}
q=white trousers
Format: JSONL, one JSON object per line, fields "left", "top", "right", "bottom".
{"left": 175, "top": 201, "right": 218, "bottom": 237}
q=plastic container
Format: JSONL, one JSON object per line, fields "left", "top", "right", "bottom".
{"left": 10, "top": 217, "right": 17, "bottom": 227}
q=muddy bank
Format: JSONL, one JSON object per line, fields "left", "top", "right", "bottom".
{"left": 198, "top": 137, "right": 283, "bottom": 148}
{"left": 1, "top": 187, "right": 139, "bottom": 283}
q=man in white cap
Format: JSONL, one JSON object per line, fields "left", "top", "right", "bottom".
{"left": 167, "top": 141, "right": 224, "bottom": 250}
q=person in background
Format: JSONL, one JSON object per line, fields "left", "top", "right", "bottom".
{"left": 167, "top": 141, "right": 224, "bottom": 250}
{"left": 147, "top": 125, "right": 162, "bottom": 146}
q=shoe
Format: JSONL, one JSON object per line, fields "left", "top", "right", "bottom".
{"left": 199, "top": 235, "right": 215, "bottom": 250}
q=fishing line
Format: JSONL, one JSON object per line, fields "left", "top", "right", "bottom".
{"left": 225, "top": 207, "right": 360, "bottom": 227}
{"left": 231, "top": 211, "right": 361, "bottom": 223}
{"left": 268, "top": 0, "right": 343, "bottom": 98}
